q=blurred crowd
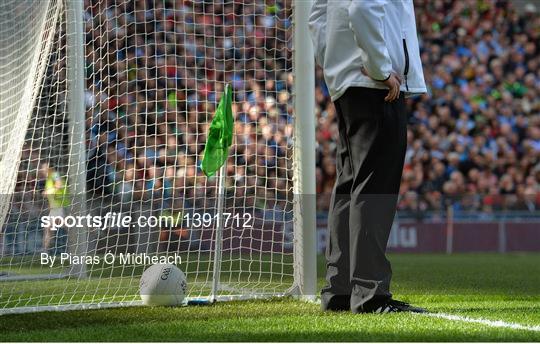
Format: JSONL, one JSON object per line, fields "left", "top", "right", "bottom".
{"left": 14, "top": 0, "right": 540, "bottom": 218}
{"left": 315, "top": 0, "right": 540, "bottom": 214}
{"left": 5, "top": 0, "right": 540, "bottom": 256}
{"left": 85, "top": 0, "right": 540, "bottom": 215}
{"left": 83, "top": 0, "right": 294, "bottom": 214}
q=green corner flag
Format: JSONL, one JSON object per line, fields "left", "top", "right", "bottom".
{"left": 201, "top": 84, "right": 234, "bottom": 177}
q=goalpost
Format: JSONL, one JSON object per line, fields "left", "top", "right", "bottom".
{"left": 0, "top": 0, "right": 315, "bottom": 314}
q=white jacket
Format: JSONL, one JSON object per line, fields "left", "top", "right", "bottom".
{"left": 308, "top": 0, "right": 427, "bottom": 101}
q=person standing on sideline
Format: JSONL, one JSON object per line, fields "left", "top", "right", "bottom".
{"left": 309, "top": 0, "right": 427, "bottom": 313}
{"left": 41, "top": 164, "right": 70, "bottom": 253}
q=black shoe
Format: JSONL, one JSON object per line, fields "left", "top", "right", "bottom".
{"left": 362, "top": 298, "right": 427, "bottom": 314}
{"left": 321, "top": 294, "right": 350, "bottom": 312}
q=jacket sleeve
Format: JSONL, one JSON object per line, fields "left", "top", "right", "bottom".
{"left": 348, "top": 0, "right": 393, "bottom": 81}
{"left": 308, "top": 0, "right": 327, "bottom": 68}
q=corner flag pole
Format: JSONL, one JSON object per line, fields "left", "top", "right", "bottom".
{"left": 210, "top": 159, "right": 227, "bottom": 302}
{"left": 202, "top": 83, "right": 233, "bottom": 302}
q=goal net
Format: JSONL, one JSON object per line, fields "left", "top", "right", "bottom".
{"left": 0, "top": 0, "right": 314, "bottom": 314}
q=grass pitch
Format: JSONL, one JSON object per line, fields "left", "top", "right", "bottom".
{"left": 1, "top": 253, "right": 540, "bottom": 341}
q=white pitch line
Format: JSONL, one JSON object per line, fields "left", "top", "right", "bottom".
{"left": 311, "top": 298, "right": 539, "bottom": 332}
{"left": 418, "top": 312, "right": 540, "bottom": 332}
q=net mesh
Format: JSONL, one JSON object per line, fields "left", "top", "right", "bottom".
{"left": 0, "top": 0, "right": 296, "bottom": 311}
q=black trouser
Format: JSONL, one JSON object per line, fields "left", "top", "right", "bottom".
{"left": 321, "top": 87, "right": 407, "bottom": 313}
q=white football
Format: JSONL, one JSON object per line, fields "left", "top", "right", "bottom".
{"left": 139, "top": 264, "right": 187, "bottom": 306}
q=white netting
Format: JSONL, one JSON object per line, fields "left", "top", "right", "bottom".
{"left": 0, "top": 0, "right": 297, "bottom": 312}
{"left": 0, "top": 0, "right": 64, "bottom": 230}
